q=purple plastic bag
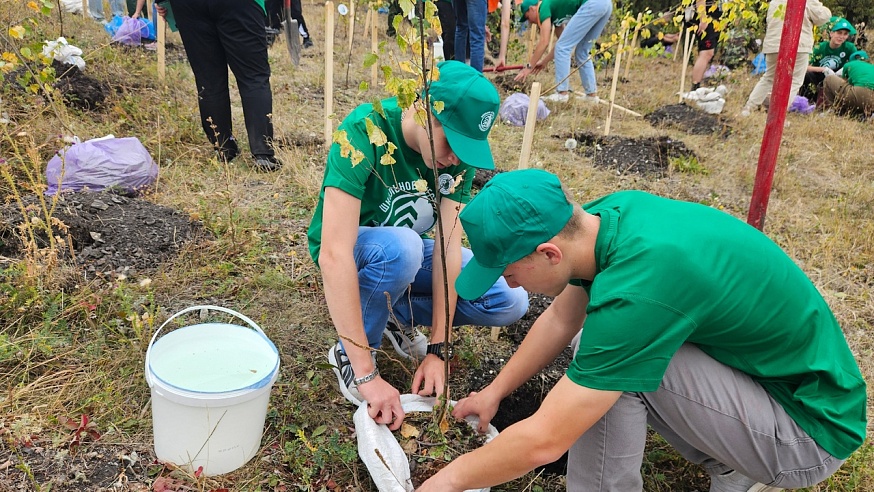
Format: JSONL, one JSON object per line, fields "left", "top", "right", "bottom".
{"left": 112, "top": 17, "right": 147, "bottom": 46}
{"left": 45, "top": 136, "right": 158, "bottom": 195}
{"left": 499, "top": 93, "right": 550, "bottom": 127}
{"left": 788, "top": 95, "right": 816, "bottom": 115}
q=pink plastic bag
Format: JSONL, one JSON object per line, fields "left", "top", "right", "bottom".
{"left": 112, "top": 17, "right": 147, "bottom": 46}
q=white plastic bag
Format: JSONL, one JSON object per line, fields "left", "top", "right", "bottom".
{"left": 354, "top": 394, "right": 499, "bottom": 492}
{"left": 42, "top": 37, "right": 85, "bottom": 70}
{"left": 60, "top": 0, "right": 83, "bottom": 14}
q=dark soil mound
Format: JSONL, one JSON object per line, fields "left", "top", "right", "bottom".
{"left": 567, "top": 131, "right": 697, "bottom": 177}
{"left": 472, "top": 167, "right": 506, "bottom": 190}
{"left": 5, "top": 60, "right": 109, "bottom": 110}
{"left": 0, "top": 191, "right": 205, "bottom": 276}
{"left": 488, "top": 72, "right": 532, "bottom": 95}
{"left": 645, "top": 103, "right": 732, "bottom": 136}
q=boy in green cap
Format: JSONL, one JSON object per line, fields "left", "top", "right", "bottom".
{"left": 416, "top": 169, "right": 866, "bottom": 491}
{"left": 308, "top": 61, "right": 528, "bottom": 429}
{"left": 515, "top": 0, "right": 613, "bottom": 103}
{"left": 824, "top": 50, "right": 874, "bottom": 117}
{"left": 801, "top": 17, "right": 858, "bottom": 103}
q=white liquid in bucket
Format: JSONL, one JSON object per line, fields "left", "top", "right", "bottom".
{"left": 147, "top": 315, "right": 279, "bottom": 476}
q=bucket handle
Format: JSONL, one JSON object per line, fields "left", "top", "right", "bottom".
{"left": 145, "top": 305, "right": 267, "bottom": 387}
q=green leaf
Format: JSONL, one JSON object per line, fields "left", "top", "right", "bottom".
{"left": 358, "top": 80, "right": 369, "bottom": 91}
{"left": 372, "top": 99, "right": 385, "bottom": 118}
{"left": 363, "top": 52, "right": 378, "bottom": 68}
{"left": 312, "top": 425, "right": 327, "bottom": 437}
{"left": 399, "top": 0, "right": 415, "bottom": 17}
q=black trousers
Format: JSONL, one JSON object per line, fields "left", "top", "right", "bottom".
{"left": 265, "top": 0, "right": 310, "bottom": 38}
{"left": 436, "top": 0, "right": 456, "bottom": 61}
{"left": 171, "top": 0, "right": 275, "bottom": 157}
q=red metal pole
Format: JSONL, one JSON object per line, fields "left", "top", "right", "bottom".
{"left": 747, "top": 0, "right": 807, "bottom": 231}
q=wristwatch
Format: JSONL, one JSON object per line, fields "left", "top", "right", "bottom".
{"left": 426, "top": 342, "right": 452, "bottom": 361}
{"left": 525, "top": 63, "right": 532, "bottom": 69}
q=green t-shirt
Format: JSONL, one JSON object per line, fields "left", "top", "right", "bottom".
{"left": 565, "top": 191, "right": 867, "bottom": 460}
{"left": 809, "top": 41, "right": 857, "bottom": 70}
{"left": 538, "top": 0, "right": 585, "bottom": 27}
{"left": 307, "top": 98, "right": 475, "bottom": 263}
{"left": 843, "top": 60, "right": 874, "bottom": 90}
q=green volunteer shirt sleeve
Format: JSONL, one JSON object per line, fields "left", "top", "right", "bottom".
{"left": 323, "top": 116, "right": 380, "bottom": 200}
{"left": 566, "top": 296, "right": 695, "bottom": 392}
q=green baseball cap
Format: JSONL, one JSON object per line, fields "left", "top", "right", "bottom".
{"left": 521, "top": 0, "right": 538, "bottom": 15}
{"left": 850, "top": 50, "right": 869, "bottom": 61}
{"left": 831, "top": 18, "right": 857, "bottom": 35}
{"left": 455, "top": 169, "right": 574, "bottom": 300}
{"left": 424, "top": 61, "right": 499, "bottom": 170}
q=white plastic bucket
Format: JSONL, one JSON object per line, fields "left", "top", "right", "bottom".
{"left": 145, "top": 305, "right": 280, "bottom": 476}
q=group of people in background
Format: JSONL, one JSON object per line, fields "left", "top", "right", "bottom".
{"left": 739, "top": 1, "right": 871, "bottom": 119}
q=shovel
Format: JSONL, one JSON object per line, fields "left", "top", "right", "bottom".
{"left": 283, "top": 0, "right": 301, "bottom": 66}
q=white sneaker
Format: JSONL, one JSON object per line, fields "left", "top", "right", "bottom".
{"left": 384, "top": 322, "right": 428, "bottom": 360}
{"left": 577, "top": 94, "right": 600, "bottom": 104}
{"left": 327, "top": 342, "right": 366, "bottom": 406}
{"left": 541, "top": 92, "right": 570, "bottom": 103}
{"left": 739, "top": 106, "right": 752, "bottom": 117}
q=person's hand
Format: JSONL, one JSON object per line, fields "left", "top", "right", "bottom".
{"left": 822, "top": 67, "right": 835, "bottom": 77}
{"left": 485, "top": 26, "right": 493, "bottom": 43}
{"left": 416, "top": 472, "right": 461, "bottom": 491}
{"left": 412, "top": 354, "right": 446, "bottom": 397}
{"left": 452, "top": 388, "right": 501, "bottom": 433}
{"left": 132, "top": 10, "right": 141, "bottom": 18}
{"left": 514, "top": 67, "right": 532, "bottom": 81}
{"left": 496, "top": 56, "right": 507, "bottom": 71}
{"left": 532, "top": 59, "right": 547, "bottom": 74}
{"left": 156, "top": 4, "right": 167, "bottom": 18}
{"left": 358, "top": 377, "right": 405, "bottom": 431}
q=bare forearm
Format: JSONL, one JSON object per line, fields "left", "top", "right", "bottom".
{"left": 321, "top": 256, "right": 373, "bottom": 373}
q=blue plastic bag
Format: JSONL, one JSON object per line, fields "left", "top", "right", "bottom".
{"left": 104, "top": 15, "right": 124, "bottom": 37}
{"left": 752, "top": 53, "right": 767, "bottom": 75}
{"left": 45, "top": 136, "right": 159, "bottom": 195}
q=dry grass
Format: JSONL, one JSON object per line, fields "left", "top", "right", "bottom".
{"left": 0, "top": 1, "right": 872, "bottom": 491}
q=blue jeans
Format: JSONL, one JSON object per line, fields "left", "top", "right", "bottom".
{"left": 553, "top": 0, "right": 612, "bottom": 94}
{"left": 352, "top": 226, "right": 529, "bottom": 350}
{"left": 454, "top": 0, "right": 487, "bottom": 72}
{"left": 89, "top": 0, "right": 127, "bottom": 21}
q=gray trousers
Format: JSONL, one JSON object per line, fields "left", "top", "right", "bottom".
{"left": 567, "top": 344, "right": 844, "bottom": 491}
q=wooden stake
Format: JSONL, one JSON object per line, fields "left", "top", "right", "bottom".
{"left": 679, "top": 26, "right": 693, "bottom": 103}
{"left": 347, "top": 0, "right": 356, "bottom": 49}
{"left": 605, "top": 26, "right": 627, "bottom": 136}
{"left": 596, "top": 98, "right": 642, "bottom": 117}
{"left": 519, "top": 81, "right": 541, "bottom": 169}
{"left": 363, "top": 7, "right": 371, "bottom": 36}
{"left": 82, "top": 0, "right": 88, "bottom": 18}
{"left": 526, "top": 24, "right": 537, "bottom": 61}
{"left": 371, "top": 7, "right": 378, "bottom": 86}
{"left": 325, "top": 1, "right": 335, "bottom": 143}
{"left": 622, "top": 12, "right": 644, "bottom": 81}
{"left": 673, "top": 26, "right": 682, "bottom": 61}
{"left": 157, "top": 8, "right": 166, "bottom": 81}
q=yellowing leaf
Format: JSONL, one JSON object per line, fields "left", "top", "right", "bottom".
{"left": 413, "top": 108, "right": 428, "bottom": 127}
{"left": 398, "top": 61, "right": 416, "bottom": 74}
{"left": 414, "top": 179, "right": 428, "bottom": 193}
{"left": 9, "top": 26, "right": 26, "bottom": 39}
{"left": 400, "top": 422, "right": 420, "bottom": 438}
{"left": 433, "top": 100, "right": 444, "bottom": 114}
{"left": 380, "top": 152, "right": 396, "bottom": 165}
{"left": 351, "top": 149, "right": 365, "bottom": 166}
{"left": 365, "top": 118, "right": 388, "bottom": 147}
{"left": 401, "top": 438, "right": 418, "bottom": 454}
{"left": 27, "top": 2, "right": 38, "bottom": 11}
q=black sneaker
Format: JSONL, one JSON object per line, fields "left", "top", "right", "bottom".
{"left": 384, "top": 322, "right": 428, "bottom": 360}
{"left": 327, "top": 342, "right": 365, "bottom": 406}
{"left": 252, "top": 155, "right": 282, "bottom": 172}
{"left": 215, "top": 139, "right": 239, "bottom": 163}
{"left": 302, "top": 37, "right": 313, "bottom": 49}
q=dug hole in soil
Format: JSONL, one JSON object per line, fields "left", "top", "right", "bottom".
{"left": 645, "top": 103, "right": 733, "bottom": 137}
{"left": 563, "top": 131, "right": 698, "bottom": 177}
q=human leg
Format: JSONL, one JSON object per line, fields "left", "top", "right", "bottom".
{"left": 691, "top": 16, "right": 719, "bottom": 87}
{"left": 109, "top": 0, "right": 126, "bottom": 17}
{"left": 745, "top": 53, "right": 778, "bottom": 109}
{"left": 566, "top": 391, "right": 649, "bottom": 491}
{"left": 88, "top": 0, "right": 105, "bottom": 21}
{"left": 835, "top": 85, "right": 874, "bottom": 117}
{"left": 290, "top": 0, "right": 311, "bottom": 40}
{"left": 435, "top": 0, "right": 456, "bottom": 61}
{"left": 799, "top": 71, "right": 824, "bottom": 102}
{"left": 454, "top": 0, "right": 470, "bottom": 66}
{"left": 788, "top": 52, "right": 809, "bottom": 99}
{"left": 641, "top": 344, "right": 843, "bottom": 489}
{"left": 216, "top": 0, "right": 276, "bottom": 159}
{"left": 353, "top": 227, "right": 425, "bottom": 351}
{"left": 391, "top": 240, "right": 528, "bottom": 329}
{"left": 573, "top": 0, "right": 612, "bottom": 95}
{"left": 172, "top": 0, "right": 236, "bottom": 155}
{"left": 465, "top": 0, "right": 487, "bottom": 72}
{"left": 822, "top": 73, "right": 847, "bottom": 108}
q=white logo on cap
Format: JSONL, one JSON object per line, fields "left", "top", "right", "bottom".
{"left": 479, "top": 111, "right": 495, "bottom": 132}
